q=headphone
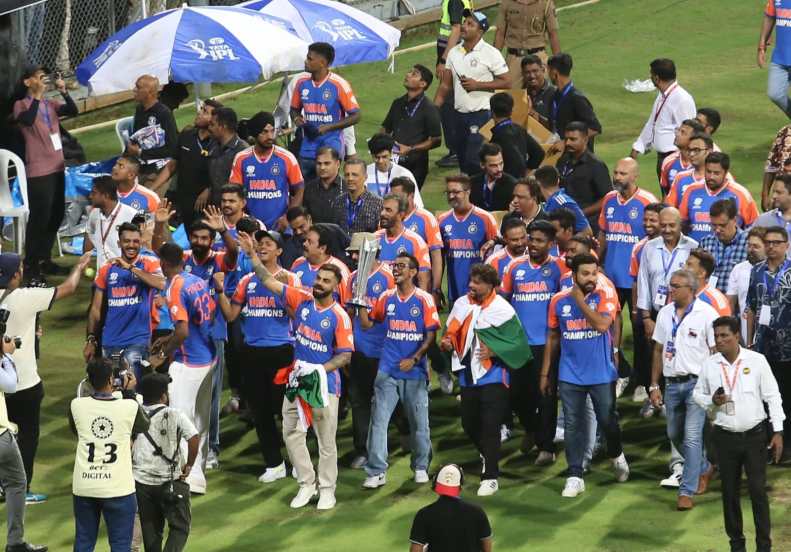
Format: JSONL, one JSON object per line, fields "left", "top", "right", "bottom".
{"left": 431, "top": 463, "right": 465, "bottom": 491}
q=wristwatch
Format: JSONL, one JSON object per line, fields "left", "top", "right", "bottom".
{"left": 648, "top": 384, "right": 660, "bottom": 392}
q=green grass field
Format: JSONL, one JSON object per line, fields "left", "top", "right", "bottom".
{"left": 16, "top": 0, "right": 791, "bottom": 550}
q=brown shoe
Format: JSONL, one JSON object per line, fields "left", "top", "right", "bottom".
{"left": 696, "top": 465, "right": 715, "bottom": 495}
{"left": 677, "top": 495, "right": 694, "bottom": 511}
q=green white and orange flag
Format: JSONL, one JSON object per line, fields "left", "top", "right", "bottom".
{"left": 274, "top": 361, "right": 328, "bottom": 431}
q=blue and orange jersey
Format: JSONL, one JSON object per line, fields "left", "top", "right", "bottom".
{"left": 501, "top": 255, "right": 565, "bottom": 345}
{"left": 403, "top": 208, "right": 443, "bottom": 251}
{"left": 229, "top": 146, "right": 304, "bottom": 228}
{"left": 183, "top": 249, "right": 236, "bottom": 339}
{"left": 679, "top": 180, "right": 759, "bottom": 242}
{"left": 486, "top": 248, "right": 520, "bottom": 280}
{"left": 697, "top": 284, "right": 732, "bottom": 316}
{"left": 118, "top": 184, "right": 160, "bottom": 214}
{"left": 370, "top": 287, "right": 440, "bottom": 380}
{"left": 544, "top": 189, "right": 590, "bottom": 232}
{"left": 166, "top": 272, "right": 216, "bottom": 366}
{"left": 347, "top": 264, "right": 395, "bottom": 359}
{"left": 659, "top": 152, "right": 691, "bottom": 196}
{"left": 290, "top": 72, "right": 360, "bottom": 159}
{"left": 232, "top": 269, "right": 299, "bottom": 348}
{"left": 766, "top": 1, "right": 791, "bottom": 66}
{"left": 548, "top": 285, "right": 619, "bottom": 386}
{"left": 666, "top": 168, "right": 702, "bottom": 208}
{"left": 95, "top": 254, "right": 162, "bottom": 347}
{"left": 598, "top": 188, "right": 659, "bottom": 289}
{"left": 281, "top": 285, "right": 354, "bottom": 395}
{"left": 290, "top": 255, "right": 351, "bottom": 306}
{"left": 438, "top": 207, "right": 499, "bottom": 303}
{"left": 373, "top": 228, "right": 431, "bottom": 272}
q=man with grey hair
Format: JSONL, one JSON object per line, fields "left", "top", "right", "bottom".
{"left": 330, "top": 159, "right": 383, "bottom": 234}
{"left": 649, "top": 268, "right": 718, "bottom": 511}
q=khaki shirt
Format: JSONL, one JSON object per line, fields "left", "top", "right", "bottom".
{"left": 496, "top": 0, "right": 558, "bottom": 50}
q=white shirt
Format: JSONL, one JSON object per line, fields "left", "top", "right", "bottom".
{"left": 636, "top": 235, "right": 699, "bottom": 311}
{"left": 726, "top": 260, "right": 753, "bottom": 342}
{"left": 364, "top": 163, "right": 424, "bottom": 208}
{"left": 86, "top": 202, "right": 138, "bottom": 269}
{"left": 132, "top": 404, "right": 198, "bottom": 485}
{"left": 0, "top": 286, "right": 57, "bottom": 391}
{"left": 446, "top": 39, "right": 509, "bottom": 113}
{"left": 694, "top": 348, "right": 786, "bottom": 433}
{"left": 632, "top": 82, "right": 696, "bottom": 154}
{"left": 653, "top": 299, "right": 717, "bottom": 377}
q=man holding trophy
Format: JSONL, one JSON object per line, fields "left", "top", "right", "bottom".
{"left": 354, "top": 251, "right": 440, "bottom": 489}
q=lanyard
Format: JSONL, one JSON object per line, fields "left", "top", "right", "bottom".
{"left": 29, "top": 96, "right": 54, "bottom": 132}
{"left": 720, "top": 359, "right": 742, "bottom": 393}
{"left": 493, "top": 118, "right": 512, "bottom": 131}
{"left": 405, "top": 96, "right": 424, "bottom": 118}
{"left": 346, "top": 195, "right": 364, "bottom": 230}
{"left": 670, "top": 302, "right": 694, "bottom": 340}
{"left": 661, "top": 247, "right": 680, "bottom": 280}
{"left": 99, "top": 204, "right": 122, "bottom": 251}
{"left": 763, "top": 260, "right": 790, "bottom": 297}
{"left": 551, "top": 82, "right": 574, "bottom": 123}
{"left": 197, "top": 135, "right": 213, "bottom": 157}
{"left": 653, "top": 83, "right": 678, "bottom": 123}
{"left": 374, "top": 169, "right": 391, "bottom": 197}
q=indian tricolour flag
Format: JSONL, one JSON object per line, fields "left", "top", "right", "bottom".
{"left": 274, "top": 361, "right": 328, "bottom": 431}
{"left": 445, "top": 291, "right": 532, "bottom": 384}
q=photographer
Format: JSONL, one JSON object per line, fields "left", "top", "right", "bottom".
{"left": 0, "top": 251, "right": 92, "bottom": 504}
{"left": 69, "top": 359, "right": 149, "bottom": 552}
{"left": 0, "top": 337, "right": 47, "bottom": 552}
{"left": 133, "top": 373, "right": 198, "bottom": 552}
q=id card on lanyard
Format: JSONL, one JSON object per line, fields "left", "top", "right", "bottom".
{"left": 38, "top": 99, "right": 62, "bottom": 152}
{"left": 759, "top": 260, "right": 790, "bottom": 325}
{"left": 665, "top": 302, "right": 693, "bottom": 363}
{"left": 374, "top": 168, "right": 391, "bottom": 197}
{"left": 346, "top": 195, "right": 364, "bottom": 231}
{"left": 655, "top": 247, "right": 680, "bottom": 307}
{"left": 99, "top": 204, "right": 122, "bottom": 263}
{"left": 720, "top": 359, "right": 741, "bottom": 416}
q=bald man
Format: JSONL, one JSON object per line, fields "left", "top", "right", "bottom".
{"left": 127, "top": 74, "right": 179, "bottom": 188}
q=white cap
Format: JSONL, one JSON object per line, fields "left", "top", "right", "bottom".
{"left": 435, "top": 464, "right": 462, "bottom": 497}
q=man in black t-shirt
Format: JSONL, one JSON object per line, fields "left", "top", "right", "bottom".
{"left": 409, "top": 464, "right": 493, "bottom": 552}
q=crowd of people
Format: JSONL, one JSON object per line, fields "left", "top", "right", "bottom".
{"left": 2, "top": 2, "right": 791, "bottom": 551}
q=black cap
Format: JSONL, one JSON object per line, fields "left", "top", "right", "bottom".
{"left": 139, "top": 373, "right": 172, "bottom": 405}
{"left": 0, "top": 253, "right": 21, "bottom": 288}
{"left": 21, "top": 65, "right": 48, "bottom": 80}
{"left": 462, "top": 9, "right": 490, "bottom": 32}
{"left": 246, "top": 111, "right": 276, "bottom": 138}
{"left": 255, "top": 229, "right": 285, "bottom": 249}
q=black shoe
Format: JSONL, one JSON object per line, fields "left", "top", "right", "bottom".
{"left": 39, "top": 260, "right": 69, "bottom": 276}
{"left": 435, "top": 153, "right": 459, "bottom": 168}
{"left": 6, "top": 543, "right": 48, "bottom": 552}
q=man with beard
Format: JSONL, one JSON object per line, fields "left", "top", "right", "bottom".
{"left": 521, "top": 55, "right": 556, "bottom": 130}
{"left": 85, "top": 223, "right": 166, "bottom": 380}
{"left": 214, "top": 230, "right": 299, "bottom": 484}
{"left": 151, "top": 99, "right": 221, "bottom": 227}
{"left": 230, "top": 111, "right": 304, "bottom": 231}
{"left": 112, "top": 154, "right": 160, "bottom": 215}
{"left": 207, "top": 107, "right": 247, "bottom": 207}
{"left": 678, "top": 153, "right": 757, "bottom": 243}
{"left": 486, "top": 218, "right": 527, "bottom": 279}
{"left": 240, "top": 231, "right": 354, "bottom": 510}
{"left": 726, "top": 227, "right": 767, "bottom": 343}
{"left": 357, "top": 253, "right": 439, "bottom": 488}
{"left": 699, "top": 199, "right": 749, "bottom": 293}
{"left": 501, "top": 220, "right": 565, "bottom": 464}
{"left": 755, "top": 173, "right": 791, "bottom": 260}
{"left": 541, "top": 254, "right": 629, "bottom": 497}
{"left": 84, "top": 176, "right": 139, "bottom": 271}
{"left": 373, "top": 195, "right": 431, "bottom": 291}
{"left": 302, "top": 147, "right": 345, "bottom": 224}
{"left": 213, "top": 185, "right": 260, "bottom": 249}
{"left": 290, "top": 225, "right": 351, "bottom": 305}
{"left": 658, "top": 119, "right": 705, "bottom": 198}
{"left": 470, "top": 144, "right": 517, "bottom": 212}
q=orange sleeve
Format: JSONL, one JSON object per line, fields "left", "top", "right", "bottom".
{"left": 142, "top": 256, "right": 163, "bottom": 275}
{"left": 232, "top": 274, "right": 250, "bottom": 304}
{"left": 547, "top": 294, "right": 560, "bottom": 329}
{"left": 597, "top": 288, "right": 619, "bottom": 317}
{"left": 484, "top": 212, "right": 499, "bottom": 240}
{"left": 740, "top": 193, "right": 759, "bottom": 226}
{"left": 370, "top": 293, "right": 386, "bottom": 322}
{"left": 335, "top": 78, "right": 360, "bottom": 113}
{"left": 766, "top": 0, "right": 776, "bottom": 16}
{"left": 283, "top": 284, "right": 309, "bottom": 311}
{"left": 229, "top": 153, "right": 244, "bottom": 185}
{"left": 666, "top": 177, "right": 681, "bottom": 207}
{"left": 337, "top": 272, "right": 351, "bottom": 305}
{"left": 501, "top": 260, "right": 515, "bottom": 293}
{"left": 415, "top": 237, "right": 431, "bottom": 272}
{"left": 333, "top": 310, "right": 355, "bottom": 351}
{"left": 286, "top": 152, "right": 304, "bottom": 187}
{"left": 290, "top": 79, "right": 305, "bottom": 110}
{"left": 628, "top": 242, "right": 642, "bottom": 278}
{"left": 678, "top": 190, "right": 691, "bottom": 221}
{"left": 94, "top": 264, "right": 111, "bottom": 290}
{"left": 598, "top": 196, "right": 609, "bottom": 230}
{"left": 167, "top": 277, "right": 188, "bottom": 323}
{"left": 424, "top": 213, "right": 443, "bottom": 249}
{"left": 422, "top": 294, "right": 440, "bottom": 330}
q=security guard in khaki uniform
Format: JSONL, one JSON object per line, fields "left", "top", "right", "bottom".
{"left": 494, "top": 0, "right": 561, "bottom": 89}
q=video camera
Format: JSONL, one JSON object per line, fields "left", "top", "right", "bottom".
{"left": 0, "top": 306, "right": 22, "bottom": 349}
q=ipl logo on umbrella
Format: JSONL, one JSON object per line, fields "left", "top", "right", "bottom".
{"left": 314, "top": 19, "right": 366, "bottom": 42}
{"left": 187, "top": 37, "right": 241, "bottom": 61}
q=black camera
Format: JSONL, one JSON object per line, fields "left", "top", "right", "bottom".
{"left": 0, "top": 307, "right": 22, "bottom": 350}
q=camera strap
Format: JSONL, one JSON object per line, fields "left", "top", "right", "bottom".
{"left": 141, "top": 406, "right": 180, "bottom": 469}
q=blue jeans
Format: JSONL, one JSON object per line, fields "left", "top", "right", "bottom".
{"left": 559, "top": 381, "right": 623, "bottom": 478}
{"left": 102, "top": 343, "right": 149, "bottom": 382}
{"left": 557, "top": 397, "right": 598, "bottom": 467}
{"left": 453, "top": 109, "right": 490, "bottom": 176}
{"left": 664, "top": 378, "right": 709, "bottom": 497}
{"left": 365, "top": 371, "right": 431, "bottom": 476}
{"left": 73, "top": 493, "right": 137, "bottom": 552}
{"left": 210, "top": 339, "right": 225, "bottom": 454}
{"left": 768, "top": 62, "right": 791, "bottom": 116}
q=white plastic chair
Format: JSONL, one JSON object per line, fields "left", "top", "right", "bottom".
{"left": 115, "top": 116, "right": 135, "bottom": 152}
{"left": 0, "top": 149, "right": 29, "bottom": 255}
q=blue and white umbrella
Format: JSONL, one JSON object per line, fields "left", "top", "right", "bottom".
{"left": 76, "top": 5, "right": 309, "bottom": 95}
{"left": 240, "top": 0, "right": 401, "bottom": 67}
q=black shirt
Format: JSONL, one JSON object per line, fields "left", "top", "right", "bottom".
{"left": 550, "top": 83, "right": 602, "bottom": 151}
{"left": 490, "top": 120, "right": 545, "bottom": 178}
{"left": 208, "top": 135, "right": 248, "bottom": 204}
{"left": 303, "top": 174, "right": 345, "bottom": 224}
{"left": 410, "top": 496, "right": 492, "bottom": 552}
{"left": 525, "top": 80, "right": 557, "bottom": 129}
{"left": 174, "top": 127, "right": 214, "bottom": 202}
{"left": 382, "top": 92, "right": 442, "bottom": 163}
{"left": 132, "top": 101, "right": 178, "bottom": 165}
{"left": 470, "top": 172, "right": 517, "bottom": 212}
{"left": 556, "top": 150, "right": 612, "bottom": 232}
{"left": 500, "top": 205, "right": 549, "bottom": 235}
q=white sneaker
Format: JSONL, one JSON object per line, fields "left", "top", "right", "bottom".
{"left": 660, "top": 465, "right": 683, "bottom": 488}
{"left": 500, "top": 424, "right": 512, "bottom": 443}
{"left": 258, "top": 462, "right": 287, "bottom": 483}
{"left": 553, "top": 428, "right": 565, "bottom": 444}
{"left": 350, "top": 455, "right": 368, "bottom": 469}
{"left": 613, "top": 453, "right": 630, "bottom": 483}
{"left": 205, "top": 451, "right": 219, "bottom": 470}
{"left": 362, "top": 473, "right": 387, "bottom": 489}
{"left": 438, "top": 371, "right": 454, "bottom": 395}
{"left": 477, "top": 479, "right": 499, "bottom": 496}
{"left": 291, "top": 467, "right": 298, "bottom": 480}
{"left": 561, "top": 477, "right": 585, "bottom": 498}
{"left": 632, "top": 386, "right": 648, "bottom": 403}
{"left": 615, "top": 377, "right": 629, "bottom": 398}
{"left": 535, "top": 451, "right": 556, "bottom": 466}
{"left": 316, "top": 489, "right": 336, "bottom": 510}
{"left": 289, "top": 486, "right": 317, "bottom": 508}
{"left": 414, "top": 470, "right": 429, "bottom": 484}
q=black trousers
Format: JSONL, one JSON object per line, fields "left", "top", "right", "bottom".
{"left": 768, "top": 360, "right": 791, "bottom": 434}
{"left": 713, "top": 424, "right": 771, "bottom": 552}
{"left": 510, "top": 345, "right": 558, "bottom": 453}
{"left": 25, "top": 171, "right": 65, "bottom": 266}
{"left": 135, "top": 480, "right": 191, "bottom": 552}
{"left": 398, "top": 153, "right": 429, "bottom": 190}
{"left": 348, "top": 352, "right": 380, "bottom": 455}
{"left": 5, "top": 381, "right": 44, "bottom": 488}
{"left": 461, "top": 383, "right": 509, "bottom": 479}
{"left": 241, "top": 343, "right": 293, "bottom": 468}
{"left": 225, "top": 319, "right": 244, "bottom": 393}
